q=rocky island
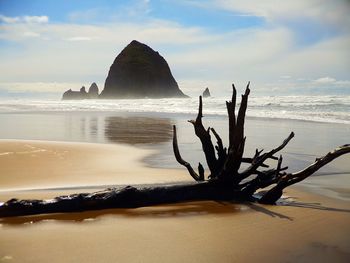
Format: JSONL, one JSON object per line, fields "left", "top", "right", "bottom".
{"left": 100, "top": 40, "right": 187, "bottom": 98}
{"left": 202, "top": 87, "right": 211, "bottom": 97}
{"left": 62, "top": 40, "right": 187, "bottom": 100}
{"left": 62, "top": 83, "right": 99, "bottom": 100}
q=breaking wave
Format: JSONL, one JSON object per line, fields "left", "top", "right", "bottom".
{"left": 0, "top": 95, "right": 349, "bottom": 124}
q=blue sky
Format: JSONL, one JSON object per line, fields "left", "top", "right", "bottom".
{"left": 0, "top": 0, "right": 264, "bottom": 30}
{"left": 0, "top": 0, "right": 349, "bottom": 97}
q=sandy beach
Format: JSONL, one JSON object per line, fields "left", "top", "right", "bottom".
{"left": 0, "top": 139, "right": 190, "bottom": 193}
{"left": 1, "top": 139, "right": 349, "bottom": 263}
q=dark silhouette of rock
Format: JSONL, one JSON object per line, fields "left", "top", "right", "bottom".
{"left": 203, "top": 87, "right": 211, "bottom": 98}
{"left": 100, "top": 40, "right": 187, "bottom": 98}
{"left": 80, "top": 86, "right": 87, "bottom": 94}
{"left": 62, "top": 86, "right": 88, "bottom": 100}
{"left": 62, "top": 89, "right": 74, "bottom": 100}
{"left": 62, "top": 84, "right": 99, "bottom": 100}
{"left": 88, "top": 82, "right": 99, "bottom": 98}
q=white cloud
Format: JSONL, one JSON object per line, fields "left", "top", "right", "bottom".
{"left": 0, "top": 15, "right": 20, "bottom": 23}
{"left": 312, "top": 77, "right": 350, "bottom": 87}
{"left": 65, "top": 36, "right": 92, "bottom": 41}
{"left": 0, "top": 15, "right": 49, "bottom": 24}
{"left": 197, "top": 0, "right": 350, "bottom": 26}
{"left": 314, "top": 77, "right": 336, "bottom": 84}
{"left": 23, "top": 31, "right": 41, "bottom": 38}
{"left": 23, "top": 16, "right": 49, "bottom": 24}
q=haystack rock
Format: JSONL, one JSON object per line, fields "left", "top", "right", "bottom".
{"left": 203, "top": 87, "right": 211, "bottom": 98}
{"left": 100, "top": 40, "right": 187, "bottom": 98}
{"left": 88, "top": 82, "right": 99, "bottom": 98}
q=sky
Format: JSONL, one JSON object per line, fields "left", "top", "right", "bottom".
{"left": 0, "top": 0, "right": 349, "bottom": 98}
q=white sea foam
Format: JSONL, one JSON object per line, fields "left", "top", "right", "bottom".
{"left": 0, "top": 95, "right": 349, "bottom": 124}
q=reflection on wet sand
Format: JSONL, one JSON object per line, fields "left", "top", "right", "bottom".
{"left": 104, "top": 116, "right": 173, "bottom": 144}
{"left": 0, "top": 112, "right": 173, "bottom": 148}
{"left": 0, "top": 201, "right": 248, "bottom": 226}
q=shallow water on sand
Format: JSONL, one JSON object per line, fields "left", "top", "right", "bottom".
{"left": 0, "top": 111, "right": 349, "bottom": 175}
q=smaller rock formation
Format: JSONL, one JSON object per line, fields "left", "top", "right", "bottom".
{"left": 62, "top": 86, "right": 87, "bottom": 100}
{"left": 80, "top": 86, "right": 87, "bottom": 96}
{"left": 202, "top": 87, "right": 211, "bottom": 98}
{"left": 62, "top": 89, "right": 75, "bottom": 100}
{"left": 62, "top": 83, "right": 99, "bottom": 100}
{"left": 88, "top": 82, "right": 99, "bottom": 99}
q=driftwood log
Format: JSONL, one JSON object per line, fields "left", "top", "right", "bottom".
{"left": 0, "top": 83, "right": 349, "bottom": 217}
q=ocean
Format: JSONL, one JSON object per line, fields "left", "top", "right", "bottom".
{"left": 0, "top": 95, "right": 349, "bottom": 124}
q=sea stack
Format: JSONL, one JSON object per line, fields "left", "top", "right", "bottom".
{"left": 62, "top": 83, "right": 98, "bottom": 100}
{"left": 202, "top": 87, "right": 211, "bottom": 98}
{"left": 88, "top": 82, "right": 99, "bottom": 98}
{"left": 100, "top": 40, "right": 187, "bottom": 98}
{"left": 62, "top": 86, "right": 88, "bottom": 100}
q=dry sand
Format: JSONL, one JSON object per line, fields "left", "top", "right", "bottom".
{"left": 0, "top": 140, "right": 349, "bottom": 263}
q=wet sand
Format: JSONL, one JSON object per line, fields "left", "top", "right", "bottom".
{"left": 0, "top": 140, "right": 350, "bottom": 262}
{"left": 0, "top": 139, "right": 190, "bottom": 192}
{"left": 1, "top": 111, "right": 349, "bottom": 173}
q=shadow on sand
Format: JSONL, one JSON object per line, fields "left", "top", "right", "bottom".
{"left": 0, "top": 200, "right": 291, "bottom": 226}
{"left": 282, "top": 200, "right": 350, "bottom": 213}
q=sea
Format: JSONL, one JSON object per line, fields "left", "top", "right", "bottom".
{"left": 0, "top": 95, "right": 349, "bottom": 124}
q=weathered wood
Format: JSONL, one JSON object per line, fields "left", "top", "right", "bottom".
{"left": 226, "top": 83, "right": 237, "bottom": 147}
{"left": 221, "top": 84, "right": 250, "bottom": 180}
{"left": 238, "top": 132, "right": 294, "bottom": 182}
{"left": 0, "top": 182, "right": 243, "bottom": 218}
{"left": 260, "top": 144, "right": 350, "bottom": 204}
{"left": 210, "top": 127, "right": 227, "bottom": 168}
{"left": 189, "top": 96, "right": 219, "bottom": 177}
{"left": 172, "top": 125, "right": 201, "bottom": 181}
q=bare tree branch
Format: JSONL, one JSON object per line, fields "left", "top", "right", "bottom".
{"left": 238, "top": 132, "right": 294, "bottom": 182}
{"left": 227, "top": 83, "right": 237, "bottom": 147}
{"left": 260, "top": 144, "right": 350, "bottom": 204}
{"left": 172, "top": 125, "right": 201, "bottom": 181}
{"left": 189, "top": 96, "right": 219, "bottom": 177}
{"left": 210, "top": 127, "right": 227, "bottom": 167}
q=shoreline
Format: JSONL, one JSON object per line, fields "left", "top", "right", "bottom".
{"left": 0, "top": 139, "right": 348, "bottom": 202}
